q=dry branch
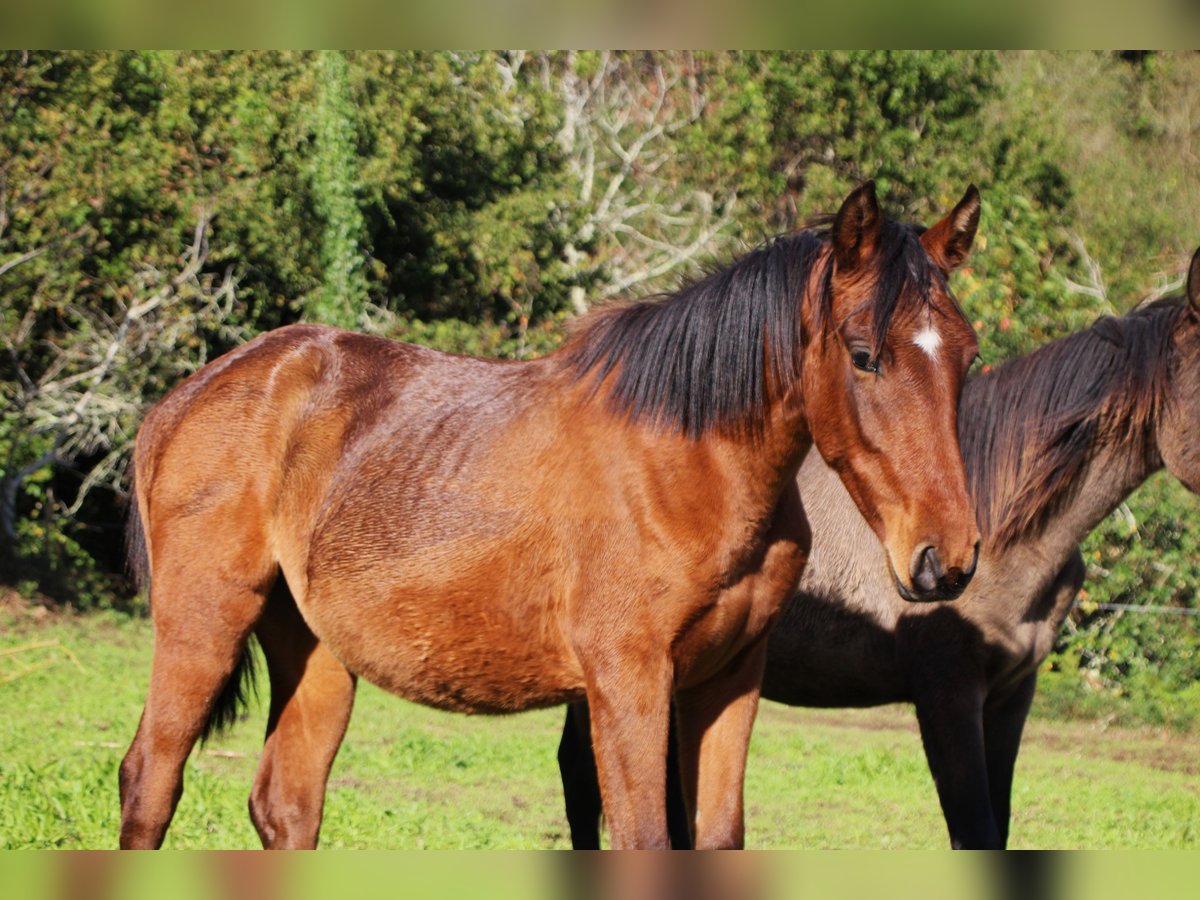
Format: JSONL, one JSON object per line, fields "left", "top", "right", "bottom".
{"left": 547, "top": 52, "right": 741, "bottom": 308}
{"left": 1, "top": 207, "right": 248, "bottom": 543}
{"left": 0, "top": 639, "right": 86, "bottom": 684}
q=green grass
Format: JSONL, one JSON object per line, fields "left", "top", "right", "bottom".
{"left": 2, "top": 602, "right": 1197, "bottom": 849}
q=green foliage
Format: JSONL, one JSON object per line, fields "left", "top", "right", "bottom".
{"left": 758, "top": 51, "right": 1002, "bottom": 215}
{"left": 1039, "top": 473, "right": 1200, "bottom": 727}
{"left": 350, "top": 52, "right": 583, "bottom": 331}
{"left": 309, "top": 51, "right": 369, "bottom": 328}
{"left": 383, "top": 313, "right": 567, "bottom": 360}
{"left": 998, "top": 52, "right": 1200, "bottom": 306}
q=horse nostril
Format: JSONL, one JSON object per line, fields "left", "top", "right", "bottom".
{"left": 911, "top": 545, "right": 944, "bottom": 594}
{"left": 941, "top": 542, "right": 979, "bottom": 593}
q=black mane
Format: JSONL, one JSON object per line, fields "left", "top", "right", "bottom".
{"left": 960, "top": 298, "right": 1185, "bottom": 551}
{"left": 563, "top": 219, "right": 936, "bottom": 439}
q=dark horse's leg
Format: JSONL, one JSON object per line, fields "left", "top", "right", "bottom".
{"left": 558, "top": 702, "right": 604, "bottom": 850}
{"left": 983, "top": 552, "right": 1084, "bottom": 848}
{"left": 119, "top": 567, "right": 267, "bottom": 848}
{"left": 249, "top": 581, "right": 357, "bottom": 849}
{"left": 912, "top": 671, "right": 1001, "bottom": 849}
{"left": 558, "top": 701, "right": 692, "bottom": 849}
{"left": 663, "top": 710, "right": 693, "bottom": 848}
{"left": 982, "top": 673, "right": 1037, "bottom": 849}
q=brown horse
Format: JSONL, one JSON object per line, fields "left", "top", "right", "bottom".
{"left": 559, "top": 248, "right": 1200, "bottom": 849}
{"left": 118, "top": 182, "right": 983, "bottom": 850}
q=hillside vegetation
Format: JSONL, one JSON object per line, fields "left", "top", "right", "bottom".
{"left": 1, "top": 51, "right": 1197, "bottom": 722}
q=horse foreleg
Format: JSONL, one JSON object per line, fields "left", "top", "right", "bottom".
{"left": 584, "top": 662, "right": 673, "bottom": 850}
{"left": 559, "top": 699, "right": 693, "bottom": 850}
{"left": 982, "top": 672, "right": 1037, "bottom": 849}
{"left": 119, "top": 574, "right": 266, "bottom": 849}
{"left": 912, "top": 677, "right": 1000, "bottom": 849}
{"left": 673, "top": 639, "right": 768, "bottom": 849}
{"left": 249, "top": 585, "right": 356, "bottom": 850}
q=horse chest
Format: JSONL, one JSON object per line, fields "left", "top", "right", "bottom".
{"left": 972, "top": 611, "right": 1058, "bottom": 691}
{"left": 672, "top": 532, "right": 809, "bottom": 688}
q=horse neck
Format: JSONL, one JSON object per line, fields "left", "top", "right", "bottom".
{"left": 987, "top": 432, "right": 1162, "bottom": 598}
{"left": 792, "top": 449, "right": 890, "bottom": 594}
{"left": 551, "top": 361, "right": 814, "bottom": 527}
{"left": 705, "top": 384, "right": 814, "bottom": 517}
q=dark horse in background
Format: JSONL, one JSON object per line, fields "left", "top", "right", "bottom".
{"left": 119, "top": 183, "right": 984, "bottom": 849}
{"left": 559, "top": 248, "right": 1200, "bottom": 849}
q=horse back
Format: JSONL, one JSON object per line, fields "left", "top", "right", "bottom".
{"left": 132, "top": 325, "right": 436, "bottom": 592}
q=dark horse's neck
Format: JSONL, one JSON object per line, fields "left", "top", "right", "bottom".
{"left": 960, "top": 299, "right": 1185, "bottom": 560}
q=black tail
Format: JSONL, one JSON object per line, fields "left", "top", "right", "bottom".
{"left": 124, "top": 477, "right": 150, "bottom": 597}
{"left": 199, "top": 642, "right": 259, "bottom": 744}
{"left": 126, "top": 473, "right": 258, "bottom": 743}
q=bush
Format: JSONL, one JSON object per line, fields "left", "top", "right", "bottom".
{"left": 1038, "top": 473, "right": 1200, "bottom": 729}
{"left": 3, "top": 52, "right": 1199, "bottom": 725}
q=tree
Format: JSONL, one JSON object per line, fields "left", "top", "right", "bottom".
{"left": 309, "top": 50, "right": 368, "bottom": 328}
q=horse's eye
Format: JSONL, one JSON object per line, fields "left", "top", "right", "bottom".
{"left": 851, "top": 348, "right": 879, "bottom": 374}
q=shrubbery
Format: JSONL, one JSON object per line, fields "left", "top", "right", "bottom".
{"left": 2, "top": 50, "right": 1196, "bottom": 726}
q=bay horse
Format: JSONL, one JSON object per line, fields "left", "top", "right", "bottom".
{"left": 119, "top": 182, "right": 983, "bottom": 850}
{"left": 559, "top": 248, "right": 1200, "bottom": 849}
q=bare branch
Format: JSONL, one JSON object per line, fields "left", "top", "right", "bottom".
{"left": 552, "top": 53, "right": 742, "bottom": 309}
{"left": 1063, "top": 231, "right": 1116, "bottom": 312}
{"left": 1, "top": 206, "right": 249, "bottom": 539}
{"left": 1137, "top": 270, "right": 1187, "bottom": 307}
{"left": 606, "top": 195, "right": 739, "bottom": 298}
{"left": 0, "top": 245, "right": 48, "bottom": 279}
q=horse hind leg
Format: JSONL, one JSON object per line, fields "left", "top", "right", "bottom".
{"left": 558, "top": 700, "right": 693, "bottom": 849}
{"left": 249, "top": 579, "right": 356, "bottom": 849}
{"left": 558, "top": 701, "right": 604, "bottom": 849}
{"left": 119, "top": 565, "right": 269, "bottom": 849}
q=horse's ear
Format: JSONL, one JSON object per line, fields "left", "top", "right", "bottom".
{"left": 832, "top": 181, "right": 882, "bottom": 273}
{"left": 920, "top": 184, "right": 981, "bottom": 273}
{"left": 1187, "top": 246, "right": 1200, "bottom": 317}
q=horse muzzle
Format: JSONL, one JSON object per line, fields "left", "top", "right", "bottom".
{"left": 894, "top": 540, "right": 979, "bottom": 602}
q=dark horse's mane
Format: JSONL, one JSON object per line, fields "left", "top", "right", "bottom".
{"left": 562, "top": 218, "right": 937, "bottom": 439}
{"left": 961, "top": 297, "right": 1186, "bottom": 552}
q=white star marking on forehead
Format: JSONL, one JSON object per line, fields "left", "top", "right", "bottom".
{"left": 913, "top": 326, "right": 942, "bottom": 359}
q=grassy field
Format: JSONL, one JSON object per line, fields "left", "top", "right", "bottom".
{"left": 1, "top": 599, "right": 1197, "bottom": 850}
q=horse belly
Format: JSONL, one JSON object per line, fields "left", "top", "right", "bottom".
{"left": 298, "top": 568, "right": 584, "bottom": 714}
